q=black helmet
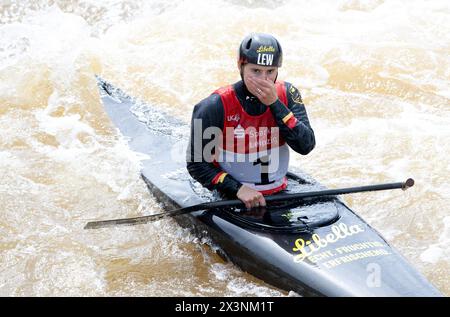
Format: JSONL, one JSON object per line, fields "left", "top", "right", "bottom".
{"left": 238, "top": 33, "right": 283, "bottom": 68}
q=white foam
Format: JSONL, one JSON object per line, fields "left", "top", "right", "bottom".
{"left": 209, "top": 262, "right": 286, "bottom": 296}
{"left": 226, "top": 277, "right": 284, "bottom": 297}
{"left": 420, "top": 216, "right": 450, "bottom": 264}
{"left": 35, "top": 111, "right": 94, "bottom": 148}
{"left": 420, "top": 245, "right": 444, "bottom": 264}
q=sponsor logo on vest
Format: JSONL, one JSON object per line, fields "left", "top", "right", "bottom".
{"left": 257, "top": 53, "right": 274, "bottom": 66}
{"left": 234, "top": 124, "right": 245, "bottom": 139}
{"left": 226, "top": 114, "right": 240, "bottom": 122}
{"left": 292, "top": 223, "right": 365, "bottom": 263}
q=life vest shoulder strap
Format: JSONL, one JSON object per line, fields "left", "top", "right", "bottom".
{"left": 213, "top": 85, "right": 240, "bottom": 121}
{"left": 213, "top": 85, "right": 234, "bottom": 98}
{"left": 275, "top": 81, "right": 288, "bottom": 106}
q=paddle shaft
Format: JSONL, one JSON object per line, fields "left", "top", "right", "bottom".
{"left": 84, "top": 178, "right": 414, "bottom": 229}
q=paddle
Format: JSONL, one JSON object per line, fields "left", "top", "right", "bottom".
{"left": 84, "top": 178, "right": 414, "bottom": 230}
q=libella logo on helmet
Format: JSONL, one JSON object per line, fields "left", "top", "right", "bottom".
{"left": 238, "top": 33, "right": 283, "bottom": 68}
{"left": 256, "top": 45, "right": 276, "bottom": 66}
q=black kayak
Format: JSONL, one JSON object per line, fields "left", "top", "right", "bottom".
{"left": 95, "top": 76, "right": 442, "bottom": 297}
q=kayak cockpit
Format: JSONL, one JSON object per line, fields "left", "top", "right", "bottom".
{"left": 217, "top": 197, "right": 340, "bottom": 233}
{"left": 188, "top": 170, "right": 341, "bottom": 233}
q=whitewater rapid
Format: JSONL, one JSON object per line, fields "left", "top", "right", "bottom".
{"left": 0, "top": 0, "right": 448, "bottom": 296}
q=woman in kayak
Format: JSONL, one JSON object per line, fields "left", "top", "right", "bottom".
{"left": 186, "top": 33, "right": 315, "bottom": 210}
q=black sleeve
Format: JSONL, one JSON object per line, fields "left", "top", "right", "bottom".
{"left": 268, "top": 82, "right": 316, "bottom": 155}
{"left": 186, "top": 94, "right": 243, "bottom": 197}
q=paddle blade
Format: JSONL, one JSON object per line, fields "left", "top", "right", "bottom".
{"left": 84, "top": 213, "right": 168, "bottom": 229}
{"left": 83, "top": 205, "right": 199, "bottom": 229}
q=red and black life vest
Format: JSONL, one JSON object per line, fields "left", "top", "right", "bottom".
{"left": 212, "top": 82, "right": 290, "bottom": 195}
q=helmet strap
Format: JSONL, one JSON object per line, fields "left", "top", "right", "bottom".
{"left": 239, "top": 63, "right": 245, "bottom": 82}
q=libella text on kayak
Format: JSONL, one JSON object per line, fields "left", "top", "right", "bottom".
{"left": 293, "top": 223, "right": 366, "bottom": 263}
{"left": 291, "top": 222, "right": 393, "bottom": 271}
